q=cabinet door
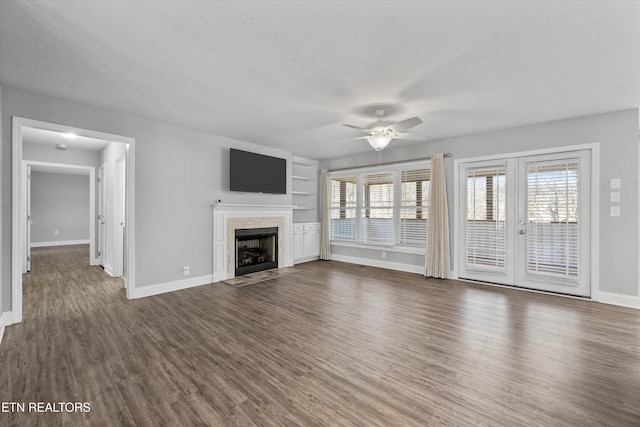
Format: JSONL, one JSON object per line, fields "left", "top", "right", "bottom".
{"left": 303, "top": 230, "right": 320, "bottom": 258}
{"left": 293, "top": 231, "right": 303, "bottom": 261}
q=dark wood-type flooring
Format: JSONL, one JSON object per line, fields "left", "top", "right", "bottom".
{"left": 2, "top": 245, "right": 640, "bottom": 426}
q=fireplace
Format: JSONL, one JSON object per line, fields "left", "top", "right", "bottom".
{"left": 235, "top": 227, "right": 278, "bottom": 276}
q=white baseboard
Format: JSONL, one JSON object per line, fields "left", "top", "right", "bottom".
{"left": 31, "top": 239, "right": 90, "bottom": 248}
{"left": 294, "top": 256, "right": 320, "bottom": 265}
{"left": 130, "top": 275, "right": 214, "bottom": 299}
{"left": 330, "top": 254, "right": 424, "bottom": 275}
{"left": 213, "top": 271, "right": 228, "bottom": 283}
{"left": 596, "top": 292, "right": 640, "bottom": 309}
{"left": 0, "top": 311, "right": 15, "bottom": 345}
{"left": 104, "top": 263, "right": 115, "bottom": 277}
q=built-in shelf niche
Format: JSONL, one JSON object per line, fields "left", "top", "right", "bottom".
{"left": 292, "top": 156, "right": 318, "bottom": 223}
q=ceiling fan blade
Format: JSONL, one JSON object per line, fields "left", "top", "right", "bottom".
{"left": 394, "top": 133, "right": 425, "bottom": 141}
{"left": 342, "top": 124, "right": 372, "bottom": 134}
{"left": 386, "top": 117, "right": 423, "bottom": 133}
{"left": 332, "top": 136, "right": 369, "bottom": 144}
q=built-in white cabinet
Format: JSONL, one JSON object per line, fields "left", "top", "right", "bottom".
{"left": 292, "top": 156, "right": 318, "bottom": 223}
{"left": 293, "top": 222, "right": 321, "bottom": 263}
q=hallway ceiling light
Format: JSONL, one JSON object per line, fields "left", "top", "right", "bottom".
{"left": 55, "top": 143, "right": 68, "bottom": 150}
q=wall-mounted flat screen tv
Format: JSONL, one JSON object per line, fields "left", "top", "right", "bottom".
{"left": 230, "top": 148, "right": 287, "bottom": 194}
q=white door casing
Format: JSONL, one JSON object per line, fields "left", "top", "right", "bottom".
{"left": 98, "top": 164, "right": 106, "bottom": 266}
{"left": 25, "top": 164, "right": 32, "bottom": 273}
{"left": 113, "top": 155, "right": 126, "bottom": 278}
{"left": 12, "top": 116, "right": 137, "bottom": 324}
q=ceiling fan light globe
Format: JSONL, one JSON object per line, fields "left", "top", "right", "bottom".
{"left": 367, "top": 134, "right": 392, "bottom": 151}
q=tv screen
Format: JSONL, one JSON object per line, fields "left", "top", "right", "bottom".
{"left": 230, "top": 149, "right": 287, "bottom": 194}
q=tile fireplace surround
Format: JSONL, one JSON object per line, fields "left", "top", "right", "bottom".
{"left": 213, "top": 204, "right": 294, "bottom": 281}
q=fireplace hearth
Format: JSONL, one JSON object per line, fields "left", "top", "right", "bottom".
{"left": 235, "top": 227, "right": 278, "bottom": 276}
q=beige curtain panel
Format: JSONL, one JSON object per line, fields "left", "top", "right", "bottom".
{"left": 320, "top": 168, "right": 331, "bottom": 260}
{"left": 425, "top": 153, "right": 450, "bottom": 278}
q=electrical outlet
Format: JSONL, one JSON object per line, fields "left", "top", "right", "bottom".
{"left": 183, "top": 266, "right": 190, "bottom": 276}
{"left": 54, "top": 229, "right": 59, "bottom": 235}
{"left": 381, "top": 251, "right": 386, "bottom": 259}
{"left": 610, "top": 206, "right": 621, "bottom": 217}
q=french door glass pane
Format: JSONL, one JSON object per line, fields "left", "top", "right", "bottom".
{"left": 525, "top": 160, "right": 580, "bottom": 278}
{"left": 465, "top": 167, "right": 507, "bottom": 270}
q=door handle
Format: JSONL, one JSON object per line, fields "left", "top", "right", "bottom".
{"left": 519, "top": 229, "right": 525, "bottom": 235}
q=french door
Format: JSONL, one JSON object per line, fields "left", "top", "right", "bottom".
{"left": 458, "top": 150, "right": 591, "bottom": 297}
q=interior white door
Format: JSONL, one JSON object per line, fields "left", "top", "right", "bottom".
{"left": 458, "top": 150, "right": 591, "bottom": 297}
{"left": 98, "top": 165, "right": 106, "bottom": 266}
{"left": 26, "top": 165, "right": 32, "bottom": 272}
{"left": 113, "top": 155, "right": 126, "bottom": 277}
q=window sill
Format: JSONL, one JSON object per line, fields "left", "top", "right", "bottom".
{"left": 330, "top": 240, "right": 425, "bottom": 255}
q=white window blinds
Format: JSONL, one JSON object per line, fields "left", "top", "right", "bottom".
{"left": 525, "top": 160, "right": 580, "bottom": 278}
{"left": 400, "top": 169, "right": 430, "bottom": 246}
{"left": 360, "top": 172, "right": 394, "bottom": 244}
{"left": 329, "top": 163, "right": 431, "bottom": 247}
{"left": 465, "top": 167, "right": 507, "bottom": 270}
{"left": 329, "top": 176, "right": 356, "bottom": 241}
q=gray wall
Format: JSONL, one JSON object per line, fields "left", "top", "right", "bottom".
{"left": 321, "top": 109, "right": 640, "bottom": 297}
{"left": 1, "top": 86, "right": 293, "bottom": 311}
{"left": 23, "top": 142, "right": 100, "bottom": 169}
{"left": 30, "top": 172, "right": 90, "bottom": 244}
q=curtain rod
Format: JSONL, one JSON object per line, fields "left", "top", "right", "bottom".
{"left": 327, "top": 153, "right": 452, "bottom": 172}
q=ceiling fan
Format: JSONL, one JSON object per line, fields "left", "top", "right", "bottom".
{"left": 342, "top": 109, "right": 423, "bottom": 151}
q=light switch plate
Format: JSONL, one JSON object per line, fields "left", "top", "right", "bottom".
{"left": 610, "top": 206, "right": 621, "bottom": 217}
{"left": 610, "top": 192, "right": 621, "bottom": 203}
{"left": 610, "top": 178, "right": 621, "bottom": 190}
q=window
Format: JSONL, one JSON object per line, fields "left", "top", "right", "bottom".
{"left": 400, "top": 169, "right": 430, "bottom": 246}
{"left": 329, "top": 163, "right": 430, "bottom": 247}
{"left": 361, "top": 172, "right": 394, "bottom": 244}
{"left": 329, "top": 176, "right": 356, "bottom": 241}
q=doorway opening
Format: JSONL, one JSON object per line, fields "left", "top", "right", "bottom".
{"left": 11, "top": 117, "right": 136, "bottom": 324}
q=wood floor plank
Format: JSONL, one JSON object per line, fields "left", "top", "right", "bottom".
{"left": 2, "top": 245, "right": 640, "bottom": 426}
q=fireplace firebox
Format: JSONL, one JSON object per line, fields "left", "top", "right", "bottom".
{"left": 235, "top": 227, "right": 278, "bottom": 276}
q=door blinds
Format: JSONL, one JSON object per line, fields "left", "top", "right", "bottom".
{"left": 525, "top": 159, "right": 580, "bottom": 279}
{"left": 465, "top": 167, "right": 507, "bottom": 270}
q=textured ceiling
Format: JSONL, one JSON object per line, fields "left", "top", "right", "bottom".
{"left": 1, "top": 1, "right": 638, "bottom": 160}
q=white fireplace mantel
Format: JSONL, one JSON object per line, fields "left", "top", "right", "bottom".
{"left": 212, "top": 203, "right": 294, "bottom": 281}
